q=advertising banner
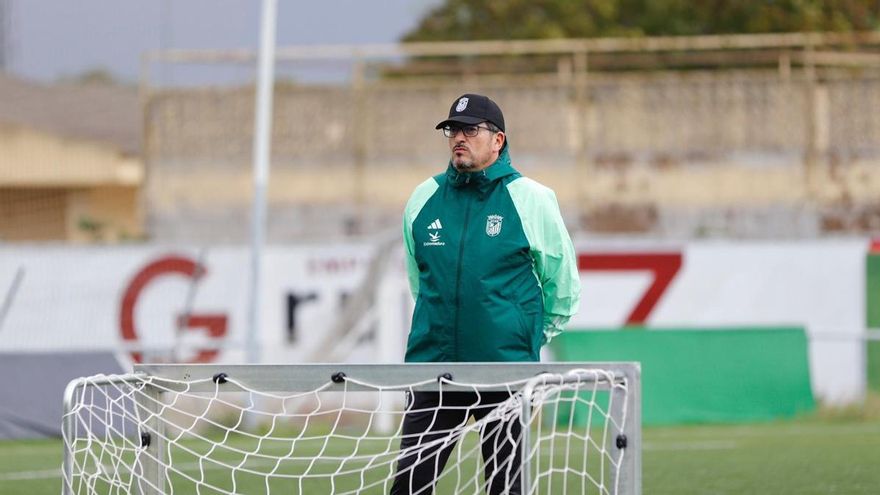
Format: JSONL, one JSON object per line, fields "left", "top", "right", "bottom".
{"left": 0, "top": 240, "right": 868, "bottom": 409}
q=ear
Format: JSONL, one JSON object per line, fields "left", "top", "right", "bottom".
{"left": 494, "top": 132, "right": 506, "bottom": 152}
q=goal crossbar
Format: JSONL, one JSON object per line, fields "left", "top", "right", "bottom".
{"left": 131, "top": 362, "right": 637, "bottom": 392}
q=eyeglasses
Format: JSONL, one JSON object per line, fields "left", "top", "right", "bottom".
{"left": 442, "top": 124, "right": 495, "bottom": 138}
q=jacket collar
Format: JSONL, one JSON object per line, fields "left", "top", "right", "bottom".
{"left": 445, "top": 146, "right": 517, "bottom": 194}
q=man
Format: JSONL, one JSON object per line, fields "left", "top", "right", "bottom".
{"left": 391, "top": 94, "right": 580, "bottom": 494}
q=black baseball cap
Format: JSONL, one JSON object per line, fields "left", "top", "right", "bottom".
{"left": 435, "top": 93, "right": 505, "bottom": 132}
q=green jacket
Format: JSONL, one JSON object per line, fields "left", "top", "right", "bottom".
{"left": 403, "top": 147, "right": 580, "bottom": 362}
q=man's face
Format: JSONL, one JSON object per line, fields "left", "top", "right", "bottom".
{"left": 446, "top": 123, "right": 504, "bottom": 172}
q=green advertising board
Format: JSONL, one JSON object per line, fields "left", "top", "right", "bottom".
{"left": 551, "top": 327, "right": 815, "bottom": 424}
{"left": 867, "top": 246, "right": 880, "bottom": 392}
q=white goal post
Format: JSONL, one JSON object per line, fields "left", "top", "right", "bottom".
{"left": 62, "top": 363, "right": 641, "bottom": 494}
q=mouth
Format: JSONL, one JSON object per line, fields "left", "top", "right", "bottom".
{"left": 453, "top": 146, "right": 468, "bottom": 153}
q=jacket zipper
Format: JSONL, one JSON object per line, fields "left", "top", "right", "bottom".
{"left": 453, "top": 176, "right": 473, "bottom": 360}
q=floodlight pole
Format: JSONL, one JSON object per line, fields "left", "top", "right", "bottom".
{"left": 246, "top": 0, "right": 278, "bottom": 364}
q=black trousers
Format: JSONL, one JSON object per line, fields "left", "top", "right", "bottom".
{"left": 389, "top": 391, "right": 522, "bottom": 495}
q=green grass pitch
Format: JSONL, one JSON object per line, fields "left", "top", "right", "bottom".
{"left": 2, "top": 415, "right": 879, "bottom": 494}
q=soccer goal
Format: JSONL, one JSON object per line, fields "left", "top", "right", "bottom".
{"left": 62, "top": 363, "right": 641, "bottom": 494}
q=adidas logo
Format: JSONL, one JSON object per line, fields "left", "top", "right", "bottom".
{"left": 424, "top": 219, "right": 446, "bottom": 246}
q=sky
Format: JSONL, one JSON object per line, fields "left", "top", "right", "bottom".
{"left": 5, "top": 0, "right": 441, "bottom": 84}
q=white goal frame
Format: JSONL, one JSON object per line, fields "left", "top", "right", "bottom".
{"left": 62, "top": 362, "right": 641, "bottom": 494}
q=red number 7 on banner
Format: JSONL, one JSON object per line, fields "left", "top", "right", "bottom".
{"left": 578, "top": 252, "right": 683, "bottom": 326}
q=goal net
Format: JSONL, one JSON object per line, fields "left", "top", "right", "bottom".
{"left": 62, "top": 363, "right": 640, "bottom": 494}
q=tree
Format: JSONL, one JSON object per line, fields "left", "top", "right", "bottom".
{"left": 402, "top": 0, "right": 880, "bottom": 42}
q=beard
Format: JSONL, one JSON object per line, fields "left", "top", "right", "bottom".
{"left": 452, "top": 156, "right": 476, "bottom": 170}
{"left": 451, "top": 139, "right": 495, "bottom": 171}
{"left": 451, "top": 146, "right": 484, "bottom": 171}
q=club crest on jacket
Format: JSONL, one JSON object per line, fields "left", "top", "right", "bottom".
{"left": 486, "top": 215, "right": 503, "bottom": 237}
